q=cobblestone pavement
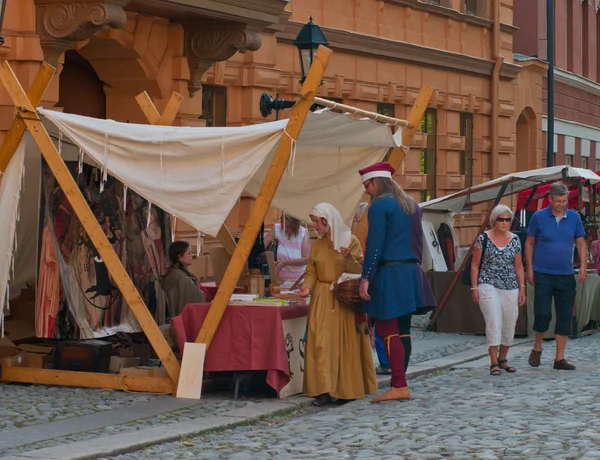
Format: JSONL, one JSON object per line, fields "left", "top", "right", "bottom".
{"left": 109, "top": 333, "right": 600, "bottom": 460}
{"left": 0, "top": 318, "right": 488, "bottom": 457}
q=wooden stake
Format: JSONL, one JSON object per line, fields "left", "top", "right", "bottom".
{"left": 353, "top": 85, "right": 435, "bottom": 244}
{"left": 0, "top": 61, "right": 181, "bottom": 387}
{"left": 0, "top": 62, "right": 55, "bottom": 173}
{"left": 195, "top": 45, "right": 333, "bottom": 348}
{"left": 0, "top": 367, "right": 175, "bottom": 393}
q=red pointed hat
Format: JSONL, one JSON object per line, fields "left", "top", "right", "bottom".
{"left": 358, "top": 162, "right": 395, "bottom": 182}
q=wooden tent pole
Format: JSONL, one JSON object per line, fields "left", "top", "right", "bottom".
{"left": 0, "top": 63, "right": 55, "bottom": 172}
{"left": 135, "top": 91, "right": 238, "bottom": 257}
{"left": 195, "top": 45, "right": 332, "bottom": 348}
{"left": 353, "top": 84, "right": 435, "bottom": 244}
{"left": 0, "top": 60, "right": 181, "bottom": 387}
{"left": 313, "top": 97, "right": 412, "bottom": 127}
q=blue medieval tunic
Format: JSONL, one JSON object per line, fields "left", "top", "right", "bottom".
{"left": 362, "top": 196, "right": 436, "bottom": 320}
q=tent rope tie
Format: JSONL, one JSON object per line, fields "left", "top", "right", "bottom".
{"left": 197, "top": 230, "right": 202, "bottom": 257}
{"left": 220, "top": 133, "right": 226, "bottom": 187}
{"left": 283, "top": 129, "right": 297, "bottom": 177}
{"left": 123, "top": 185, "right": 128, "bottom": 211}
{"left": 401, "top": 145, "right": 410, "bottom": 175}
{"left": 146, "top": 202, "right": 152, "bottom": 228}
{"left": 58, "top": 130, "right": 63, "bottom": 156}
{"left": 100, "top": 132, "right": 109, "bottom": 193}
{"left": 78, "top": 149, "right": 84, "bottom": 176}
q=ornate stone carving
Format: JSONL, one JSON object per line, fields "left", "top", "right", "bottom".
{"left": 36, "top": 1, "right": 129, "bottom": 64}
{"left": 181, "top": 20, "right": 262, "bottom": 94}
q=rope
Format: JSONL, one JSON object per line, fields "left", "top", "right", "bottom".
{"left": 283, "top": 129, "right": 297, "bottom": 176}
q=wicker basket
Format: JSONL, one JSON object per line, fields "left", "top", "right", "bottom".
{"left": 332, "top": 278, "right": 363, "bottom": 313}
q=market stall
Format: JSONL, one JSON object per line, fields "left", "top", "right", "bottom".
{"left": 420, "top": 166, "right": 600, "bottom": 336}
{"left": 0, "top": 54, "right": 434, "bottom": 398}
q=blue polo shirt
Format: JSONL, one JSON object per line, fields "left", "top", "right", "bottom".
{"left": 527, "top": 206, "right": 585, "bottom": 275}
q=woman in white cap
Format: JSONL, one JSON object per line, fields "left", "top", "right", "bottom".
{"left": 298, "top": 203, "right": 378, "bottom": 406}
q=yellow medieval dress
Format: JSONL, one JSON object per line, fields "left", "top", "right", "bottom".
{"left": 303, "top": 234, "right": 378, "bottom": 400}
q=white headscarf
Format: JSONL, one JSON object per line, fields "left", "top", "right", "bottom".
{"left": 310, "top": 202, "right": 352, "bottom": 252}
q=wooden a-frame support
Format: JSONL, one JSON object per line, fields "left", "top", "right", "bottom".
{"left": 194, "top": 45, "right": 332, "bottom": 349}
{"left": 134, "top": 91, "right": 238, "bottom": 257}
{"left": 0, "top": 61, "right": 179, "bottom": 394}
{"left": 353, "top": 84, "right": 435, "bottom": 244}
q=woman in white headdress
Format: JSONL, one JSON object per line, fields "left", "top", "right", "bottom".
{"left": 298, "top": 203, "right": 378, "bottom": 406}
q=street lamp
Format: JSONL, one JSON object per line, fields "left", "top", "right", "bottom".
{"left": 260, "top": 17, "right": 329, "bottom": 118}
{"left": 293, "top": 16, "right": 329, "bottom": 85}
{"left": 0, "top": 0, "right": 7, "bottom": 46}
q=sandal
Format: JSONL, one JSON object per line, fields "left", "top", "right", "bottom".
{"left": 498, "top": 359, "right": 517, "bottom": 373}
{"left": 490, "top": 363, "right": 501, "bottom": 376}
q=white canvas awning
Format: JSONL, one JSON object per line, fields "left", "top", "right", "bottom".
{"left": 420, "top": 166, "right": 600, "bottom": 213}
{"left": 38, "top": 108, "right": 401, "bottom": 236}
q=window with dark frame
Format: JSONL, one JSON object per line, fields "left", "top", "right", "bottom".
{"left": 460, "top": 113, "right": 474, "bottom": 188}
{"left": 465, "top": 0, "right": 476, "bottom": 15}
{"left": 582, "top": 157, "right": 588, "bottom": 169}
{"left": 377, "top": 103, "right": 395, "bottom": 118}
{"left": 420, "top": 109, "right": 437, "bottom": 202}
{"left": 201, "top": 85, "right": 227, "bottom": 127}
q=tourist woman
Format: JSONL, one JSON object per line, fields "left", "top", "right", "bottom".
{"left": 470, "top": 204, "right": 526, "bottom": 376}
{"left": 160, "top": 241, "right": 209, "bottom": 319}
{"left": 298, "top": 203, "right": 378, "bottom": 406}
{"left": 263, "top": 214, "right": 311, "bottom": 283}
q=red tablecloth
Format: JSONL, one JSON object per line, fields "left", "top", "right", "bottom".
{"left": 170, "top": 303, "right": 309, "bottom": 394}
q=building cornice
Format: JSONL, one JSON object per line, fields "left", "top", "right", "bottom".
{"left": 382, "top": 0, "right": 519, "bottom": 35}
{"left": 277, "top": 22, "right": 521, "bottom": 81}
{"left": 552, "top": 68, "right": 600, "bottom": 99}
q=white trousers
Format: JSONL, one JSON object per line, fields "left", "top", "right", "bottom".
{"left": 478, "top": 284, "right": 519, "bottom": 347}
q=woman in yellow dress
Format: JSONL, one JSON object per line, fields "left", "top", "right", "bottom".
{"left": 299, "top": 203, "right": 378, "bottom": 406}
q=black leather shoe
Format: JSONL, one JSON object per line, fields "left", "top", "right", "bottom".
{"left": 553, "top": 359, "right": 576, "bottom": 370}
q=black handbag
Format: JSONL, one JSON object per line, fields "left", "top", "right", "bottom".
{"left": 460, "top": 232, "right": 488, "bottom": 286}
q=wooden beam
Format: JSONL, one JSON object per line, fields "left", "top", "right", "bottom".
{"left": 0, "top": 60, "right": 181, "bottom": 386}
{"left": 158, "top": 92, "right": 185, "bottom": 126}
{"left": 135, "top": 91, "right": 161, "bottom": 125}
{"left": 0, "top": 367, "right": 175, "bottom": 394}
{"left": 217, "top": 225, "right": 237, "bottom": 257}
{"left": 313, "top": 97, "right": 411, "bottom": 127}
{"left": 353, "top": 84, "right": 435, "bottom": 244}
{"left": 0, "top": 62, "right": 55, "bottom": 173}
{"left": 195, "top": 45, "right": 333, "bottom": 348}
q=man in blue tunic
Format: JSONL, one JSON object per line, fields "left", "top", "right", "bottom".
{"left": 358, "top": 162, "right": 436, "bottom": 402}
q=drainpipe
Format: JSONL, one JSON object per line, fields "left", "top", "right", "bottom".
{"left": 491, "top": 0, "right": 504, "bottom": 179}
{"left": 546, "top": 0, "right": 555, "bottom": 166}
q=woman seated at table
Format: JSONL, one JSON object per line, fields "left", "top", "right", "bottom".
{"left": 160, "top": 241, "right": 208, "bottom": 319}
{"left": 298, "top": 203, "right": 378, "bottom": 406}
{"left": 264, "top": 214, "right": 311, "bottom": 283}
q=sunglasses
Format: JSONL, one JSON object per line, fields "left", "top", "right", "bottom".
{"left": 496, "top": 217, "right": 512, "bottom": 223}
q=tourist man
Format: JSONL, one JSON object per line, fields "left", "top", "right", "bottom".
{"left": 526, "top": 182, "right": 587, "bottom": 370}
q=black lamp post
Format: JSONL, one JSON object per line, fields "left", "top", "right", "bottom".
{"left": 0, "top": 0, "right": 7, "bottom": 46}
{"left": 260, "top": 17, "right": 329, "bottom": 118}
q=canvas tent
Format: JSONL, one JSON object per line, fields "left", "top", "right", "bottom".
{"left": 0, "top": 52, "right": 433, "bottom": 396}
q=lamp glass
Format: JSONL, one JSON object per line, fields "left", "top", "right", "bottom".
{"left": 299, "top": 48, "right": 312, "bottom": 80}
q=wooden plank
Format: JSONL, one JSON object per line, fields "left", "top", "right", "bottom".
{"left": 0, "top": 62, "right": 55, "bottom": 173}
{"left": 353, "top": 84, "right": 435, "bottom": 244}
{"left": 195, "top": 45, "right": 333, "bottom": 348}
{"left": 0, "top": 60, "right": 181, "bottom": 386}
{"left": 176, "top": 342, "right": 206, "bottom": 399}
{"left": 0, "top": 367, "right": 175, "bottom": 394}
{"left": 158, "top": 92, "right": 184, "bottom": 126}
{"left": 217, "top": 225, "right": 238, "bottom": 257}
{"left": 135, "top": 91, "right": 161, "bottom": 125}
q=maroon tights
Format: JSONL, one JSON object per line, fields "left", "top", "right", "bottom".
{"left": 375, "top": 317, "right": 407, "bottom": 388}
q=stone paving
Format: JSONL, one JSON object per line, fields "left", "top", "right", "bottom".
{"left": 108, "top": 333, "right": 600, "bottom": 460}
{"left": 0, "top": 317, "right": 488, "bottom": 457}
